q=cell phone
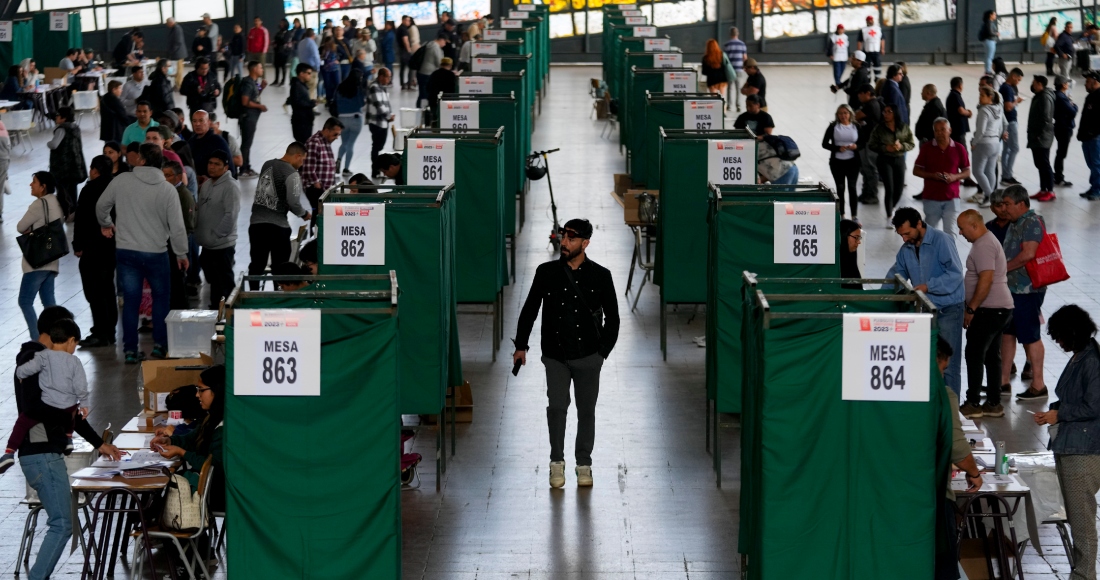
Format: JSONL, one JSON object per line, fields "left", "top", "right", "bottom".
{"left": 512, "top": 360, "right": 522, "bottom": 376}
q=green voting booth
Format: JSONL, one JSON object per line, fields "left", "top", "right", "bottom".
{"left": 32, "top": 12, "right": 81, "bottom": 71}
{"left": 623, "top": 66, "right": 696, "bottom": 167}
{"left": 457, "top": 70, "right": 532, "bottom": 218}
{"left": 225, "top": 275, "right": 401, "bottom": 578}
{"left": 468, "top": 50, "right": 537, "bottom": 133}
{"left": 737, "top": 274, "right": 950, "bottom": 579}
{"left": 643, "top": 94, "right": 723, "bottom": 189}
{"left": 503, "top": 9, "right": 548, "bottom": 90}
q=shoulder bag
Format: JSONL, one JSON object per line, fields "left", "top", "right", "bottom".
{"left": 1025, "top": 219, "right": 1070, "bottom": 289}
{"left": 161, "top": 472, "right": 204, "bottom": 531}
{"left": 562, "top": 264, "right": 604, "bottom": 341}
{"left": 16, "top": 198, "right": 69, "bottom": 269}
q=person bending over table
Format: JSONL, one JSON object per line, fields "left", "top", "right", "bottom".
{"left": 11, "top": 306, "right": 121, "bottom": 580}
{"left": 153, "top": 365, "right": 225, "bottom": 511}
{"left": 1034, "top": 305, "right": 1100, "bottom": 580}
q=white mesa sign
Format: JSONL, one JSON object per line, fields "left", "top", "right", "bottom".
{"left": 459, "top": 76, "right": 493, "bottom": 94}
{"left": 653, "top": 53, "right": 682, "bottom": 68}
{"left": 234, "top": 310, "right": 322, "bottom": 397}
{"left": 483, "top": 29, "right": 506, "bottom": 40}
{"left": 663, "top": 71, "right": 695, "bottom": 93}
{"left": 644, "top": 38, "right": 670, "bottom": 51}
{"left": 471, "top": 57, "right": 502, "bottom": 72}
{"left": 442, "top": 100, "right": 480, "bottom": 132}
{"left": 322, "top": 203, "right": 386, "bottom": 266}
{"left": 633, "top": 26, "right": 657, "bottom": 37}
{"left": 501, "top": 19, "right": 523, "bottom": 28}
{"left": 772, "top": 202, "right": 836, "bottom": 265}
{"left": 707, "top": 139, "right": 755, "bottom": 185}
{"left": 625, "top": 16, "right": 646, "bottom": 24}
{"left": 684, "top": 100, "right": 719, "bottom": 130}
{"left": 471, "top": 42, "right": 497, "bottom": 56}
{"left": 407, "top": 139, "right": 455, "bottom": 187}
{"left": 842, "top": 314, "right": 932, "bottom": 402}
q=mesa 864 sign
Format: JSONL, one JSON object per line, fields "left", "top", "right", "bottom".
{"left": 407, "top": 139, "right": 455, "bottom": 186}
{"left": 841, "top": 314, "right": 932, "bottom": 402}
{"left": 234, "top": 310, "right": 321, "bottom": 397}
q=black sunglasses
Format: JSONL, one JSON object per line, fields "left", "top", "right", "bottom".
{"left": 559, "top": 228, "right": 587, "bottom": 240}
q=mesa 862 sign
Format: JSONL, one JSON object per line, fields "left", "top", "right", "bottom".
{"left": 407, "top": 139, "right": 455, "bottom": 186}
{"left": 234, "top": 310, "right": 322, "bottom": 397}
{"left": 841, "top": 314, "right": 932, "bottom": 402}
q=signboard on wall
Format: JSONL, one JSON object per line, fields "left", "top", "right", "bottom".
{"left": 49, "top": 12, "right": 68, "bottom": 31}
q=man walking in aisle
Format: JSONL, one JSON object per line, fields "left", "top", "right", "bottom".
{"left": 238, "top": 61, "right": 267, "bottom": 177}
{"left": 999, "top": 67, "right": 1025, "bottom": 186}
{"left": 1079, "top": 70, "right": 1100, "bottom": 200}
{"left": 723, "top": 27, "right": 746, "bottom": 112}
{"left": 513, "top": 219, "right": 620, "bottom": 489}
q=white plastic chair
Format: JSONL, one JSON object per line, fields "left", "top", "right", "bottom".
{"left": 392, "top": 127, "right": 410, "bottom": 151}
{"left": 399, "top": 107, "right": 424, "bottom": 128}
{"left": 1, "top": 109, "right": 36, "bottom": 153}
{"left": 130, "top": 457, "right": 216, "bottom": 580}
{"left": 72, "top": 90, "right": 100, "bottom": 128}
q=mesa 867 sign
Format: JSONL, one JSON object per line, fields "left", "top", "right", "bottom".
{"left": 407, "top": 139, "right": 455, "bottom": 186}
{"left": 841, "top": 314, "right": 932, "bottom": 402}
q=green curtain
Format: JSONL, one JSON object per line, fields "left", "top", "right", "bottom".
{"left": 738, "top": 293, "right": 952, "bottom": 580}
{"left": 316, "top": 192, "right": 460, "bottom": 414}
{"left": 0, "top": 20, "right": 34, "bottom": 79}
{"left": 474, "top": 73, "right": 531, "bottom": 182}
{"left": 605, "top": 25, "right": 637, "bottom": 99}
{"left": 226, "top": 312, "right": 400, "bottom": 578}
{"left": 32, "top": 12, "right": 81, "bottom": 72}
{"left": 644, "top": 96, "right": 721, "bottom": 190}
{"left": 513, "top": 17, "right": 546, "bottom": 92}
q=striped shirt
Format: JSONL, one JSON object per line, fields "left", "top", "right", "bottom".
{"left": 367, "top": 81, "right": 392, "bottom": 129}
{"left": 723, "top": 38, "right": 747, "bottom": 70}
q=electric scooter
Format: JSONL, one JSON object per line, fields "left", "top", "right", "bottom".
{"left": 525, "top": 148, "right": 561, "bottom": 252}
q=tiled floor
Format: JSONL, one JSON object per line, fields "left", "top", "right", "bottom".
{"left": 0, "top": 61, "right": 1097, "bottom": 578}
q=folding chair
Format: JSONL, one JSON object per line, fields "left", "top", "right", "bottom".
{"left": 957, "top": 492, "right": 1026, "bottom": 580}
{"left": 72, "top": 90, "right": 100, "bottom": 128}
{"left": 131, "top": 456, "right": 216, "bottom": 580}
{"left": 1, "top": 109, "right": 35, "bottom": 153}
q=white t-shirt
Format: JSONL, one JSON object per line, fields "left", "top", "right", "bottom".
{"left": 860, "top": 26, "right": 882, "bottom": 53}
{"left": 828, "top": 34, "right": 849, "bottom": 62}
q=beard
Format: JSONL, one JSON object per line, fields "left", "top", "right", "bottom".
{"left": 560, "top": 244, "right": 583, "bottom": 262}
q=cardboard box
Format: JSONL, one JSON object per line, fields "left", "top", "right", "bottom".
{"left": 624, "top": 189, "right": 659, "bottom": 223}
{"left": 453, "top": 381, "right": 473, "bottom": 423}
{"left": 958, "top": 538, "right": 991, "bottom": 580}
{"left": 42, "top": 67, "right": 69, "bottom": 86}
{"left": 613, "top": 173, "right": 634, "bottom": 195}
{"left": 140, "top": 354, "right": 214, "bottom": 413}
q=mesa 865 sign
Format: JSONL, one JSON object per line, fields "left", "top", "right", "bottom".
{"left": 234, "top": 310, "right": 321, "bottom": 397}
{"left": 841, "top": 314, "right": 932, "bottom": 402}
{"left": 407, "top": 139, "right": 455, "bottom": 187}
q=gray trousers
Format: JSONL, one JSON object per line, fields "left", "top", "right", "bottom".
{"left": 1056, "top": 453, "right": 1100, "bottom": 580}
{"left": 543, "top": 353, "right": 604, "bottom": 466}
{"left": 859, "top": 147, "right": 880, "bottom": 199}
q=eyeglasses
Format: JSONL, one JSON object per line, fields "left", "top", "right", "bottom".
{"left": 848, "top": 234, "right": 863, "bottom": 242}
{"left": 196, "top": 386, "right": 211, "bottom": 393}
{"left": 559, "top": 229, "right": 587, "bottom": 240}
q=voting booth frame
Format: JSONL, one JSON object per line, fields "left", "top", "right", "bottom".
{"left": 737, "top": 272, "right": 953, "bottom": 580}
{"left": 223, "top": 273, "right": 405, "bottom": 578}
{"left": 403, "top": 127, "right": 509, "bottom": 361}
{"left": 622, "top": 66, "right": 696, "bottom": 157}
{"left": 654, "top": 129, "right": 756, "bottom": 361}
{"left": 315, "top": 184, "right": 462, "bottom": 469}
{"left": 0, "top": 12, "right": 81, "bottom": 82}
{"left": 640, "top": 92, "right": 724, "bottom": 190}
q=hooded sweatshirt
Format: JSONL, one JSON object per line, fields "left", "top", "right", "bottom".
{"left": 973, "top": 103, "right": 1007, "bottom": 145}
{"left": 96, "top": 165, "right": 188, "bottom": 258}
{"left": 195, "top": 171, "right": 241, "bottom": 250}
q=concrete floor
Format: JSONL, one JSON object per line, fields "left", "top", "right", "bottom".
{"left": 0, "top": 62, "right": 1097, "bottom": 578}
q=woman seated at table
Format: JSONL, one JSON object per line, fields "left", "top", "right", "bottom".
{"left": 1, "top": 66, "right": 33, "bottom": 110}
{"left": 152, "top": 365, "right": 225, "bottom": 511}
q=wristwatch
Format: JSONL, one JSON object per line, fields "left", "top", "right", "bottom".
{"left": 966, "top": 471, "right": 981, "bottom": 479}
{"left": 965, "top": 306, "right": 976, "bottom": 315}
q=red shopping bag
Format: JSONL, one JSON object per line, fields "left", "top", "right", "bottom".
{"left": 1025, "top": 222, "right": 1070, "bottom": 289}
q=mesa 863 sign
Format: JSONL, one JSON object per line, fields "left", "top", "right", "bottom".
{"left": 841, "top": 314, "right": 932, "bottom": 402}
{"left": 407, "top": 139, "right": 455, "bottom": 186}
{"left": 234, "top": 310, "right": 321, "bottom": 397}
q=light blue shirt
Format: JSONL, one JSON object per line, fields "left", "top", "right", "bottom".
{"left": 884, "top": 226, "right": 965, "bottom": 308}
{"left": 298, "top": 37, "right": 321, "bottom": 70}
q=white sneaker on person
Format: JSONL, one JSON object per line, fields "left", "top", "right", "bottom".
{"left": 549, "top": 461, "right": 566, "bottom": 488}
{"left": 576, "top": 465, "right": 593, "bottom": 487}
{"left": 967, "top": 193, "right": 985, "bottom": 204}
{"left": 692, "top": 336, "right": 706, "bottom": 347}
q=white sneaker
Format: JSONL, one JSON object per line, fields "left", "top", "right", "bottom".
{"left": 549, "top": 461, "right": 566, "bottom": 488}
{"left": 967, "top": 193, "right": 985, "bottom": 204}
{"left": 692, "top": 335, "right": 706, "bottom": 347}
{"left": 576, "top": 465, "right": 593, "bottom": 487}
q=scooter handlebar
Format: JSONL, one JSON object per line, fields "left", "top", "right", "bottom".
{"left": 528, "top": 148, "right": 560, "bottom": 157}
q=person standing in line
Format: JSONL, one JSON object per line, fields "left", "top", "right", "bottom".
{"left": 202, "top": 13, "right": 220, "bottom": 53}
{"left": 187, "top": 110, "right": 234, "bottom": 182}
{"left": 701, "top": 39, "right": 731, "bottom": 97}
{"left": 417, "top": 34, "right": 447, "bottom": 109}
{"left": 1053, "top": 75, "right": 1078, "bottom": 188}
{"left": 740, "top": 58, "right": 767, "bottom": 110}
{"left": 96, "top": 144, "right": 189, "bottom": 363}
{"left": 1027, "top": 75, "right": 1057, "bottom": 201}
{"left": 247, "top": 17, "right": 270, "bottom": 68}
{"left": 162, "top": 161, "right": 195, "bottom": 310}
{"left": 956, "top": 209, "right": 1014, "bottom": 418}
{"left": 367, "top": 67, "right": 394, "bottom": 163}
{"left": 396, "top": 16, "right": 413, "bottom": 90}
{"left": 300, "top": 118, "right": 345, "bottom": 216}
{"left": 249, "top": 142, "right": 310, "bottom": 291}
{"left": 287, "top": 63, "right": 316, "bottom": 144}
{"left": 273, "top": 19, "right": 292, "bottom": 86}
{"left": 723, "top": 27, "right": 747, "bottom": 112}
{"left": 179, "top": 57, "right": 221, "bottom": 117}
{"left": 237, "top": 61, "right": 267, "bottom": 178}
{"left": 881, "top": 64, "right": 909, "bottom": 126}
{"left": 868, "top": 104, "right": 914, "bottom": 221}
{"left": 915, "top": 84, "right": 946, "bottom": 143}
{"left": 228, "top": 24, "right": 246, "bottom": 79}
{"left": 194, "top": 151, "right": 240, "bottom": 309}
{"left": 335, "top": 69, "right": 366, "bottom": 177}
{"left": 998, "top": 185, "right": 1049, "bottom": 401}
{"left": 1056, "top": 22, "right": 1077, "bottom": 78}
{"left": 297, "top": 29, "right": 322, "bottom": 101}
{"left": 513, "top": 219, "right": 620, "bottom": 489}
{"left": 46, "top": 107, "right": 86, "bottom": 219}
{"left": 16, "top": 173, "right": 64, "bottom": 340}
{"left": 885, "top": 207, "right": 965, "bottom": 395}
{"left": 980, "top": 11, "right": 1000, "bottom": 74}
{"left": 1079, "top": 70, "right": 1100, "bottom": 200}
{"left": 320, "top": 39, "right": 342, "bottom": 107}
{"left": 822, "top": 104, "right": 862, "bottom": 220}
{"left": 858, "top": 15, "right": 884, "bottom": 81}
{"left": 856, "top": 84, "right": 883, "bottom": 205}
{"left": 946, "top": 77, "right": 973, "bottom": 161}
{"left": 913, "top": 118, "right": 970, "bottom": 237}
{"left": 1033, "top": 305, "right": 1100, "bottom": 580}
{"left": 120, "top": 66, "right": 147, "bottom": 116}
{"left": 165, "top": 18, "right": 187, "bottom": 90}
{"left": 833, "top": 50, "right": 870, "bottom": 111}
{"left": 72, "top": 156, "right": 118, "bottom": 348}
{"left": 969, "top": 86, "right": 1007, "bottom": 207}
{"left": 380, "top": 21, "right": 396, "bottom": 79}
{"left": 100, "top": 81, "right": 133, "bottom": 144}
{"left": 826, "top": 25, "right": 849, "bottom": 88}
{"left": 192, "top": 27, "right": 213, "bottom": 62}
{"left": 999, "top": 67, "right": 1024, "bottom": 186}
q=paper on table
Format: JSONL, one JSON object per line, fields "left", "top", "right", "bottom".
{"left": 91, "top": 449, "right": 171, "bottom": 469}
{"left": 982, "top": 473, "right": 1017, "bottom": 485}
{"left": 71, "top": 467, "right": 121, "bottom": 479}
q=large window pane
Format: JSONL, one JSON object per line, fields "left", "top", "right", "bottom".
{"left": 586, "top": 9, "right": 604, "bottom": 31}
{"left": 19, "top": 0, "right": 42, "bottom": 12}
{"left": 42, "top": 0, "right": 94, "bottom": 10}
{"left": 1027, "top": 9, "right": 1081, "bottom": 34}
{"left": 830, "top": 5, "right": 877, "bottom": 30}
{"left": 653, "top": 0, "right": 704, "bottom": 26}
{"left": 178, "top": 1, "right": 225, "bottom": 22}
{"left": 549, "top": 12, "right": 575, "bottom": 36}
{"left": 756, "top": 11, "right": 815, "bottom": 37}
{"left": 109, "top": 3, "right": 164, "bottom": 29}
{"left": 79, "top": 7, "right": 96, "bottom": 31}
{"left": 368, "top": 2, "right": 439, "bottom": 25}
{"left": 572, "top": 11, "right": 588, "bottom": 33}
{"left": 894, "top": 0, "right": 946, "bottom": 25}
{"left": 321, "top": 7, "right": 377, "bottom": 26}
{"left": 453, "top": 0, "right": 492, "bottom": 20}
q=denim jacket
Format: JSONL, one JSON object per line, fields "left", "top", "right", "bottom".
{"left": 1049, "top": 340, "right": 1100, "bottom": 455}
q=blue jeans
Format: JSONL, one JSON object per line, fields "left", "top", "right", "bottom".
{"left": 20, "top": 454, "right": 72, "bottom": 580}
{"left": 228, "top": 55, "right": 244, "bottom": 79}
{"left": 1083, "top": 137, "right": 1100, "bottom": 195}
{"left": 117, "top": 249, "right": 171, "bottom": 353}
{"left": 1001, "top": 121, "right": 1019, "bottom": 179}
{"left": 922, "top": 198, "right": 960, "bottom": 238}
{"left": 336, "top": 114, "right": 363, "bottom": 171}
{"left": 984, "top": 39, "right": 997, "bottom": 73}
{"left": 19, "top": 271, "right": 57, "bottom": 341}
{"left": 772, "top": 164, "right": 800, "bottom": 185}
{"left": 938, "top": 302, "right": 965, "bottom": 396}
{"left": 832, "top": 61, "right": 846, "bottom": 86}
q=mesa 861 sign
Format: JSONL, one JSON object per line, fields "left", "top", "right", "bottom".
{"left": 407, "top": 138, "right": 455, "bottom": 186}
{"left": 234, "top": 310, "right": 321, "bottom": 397}
{"left": 841, "top": 314, "right": 932, "bottom": 402}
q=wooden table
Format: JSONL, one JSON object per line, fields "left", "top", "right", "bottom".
{"left": 610, "top": 190, "right": 656, "bottom": 309}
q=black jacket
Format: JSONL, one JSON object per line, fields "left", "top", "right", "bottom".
{"left": 142, "top": 71, "right": 175, "bottom": 115}
{"left": 946, "top": 89, "right": 970, "bottom": 135}
{"left": 1078, "top": 89, "right": 1100, "bottom": 141}
{"left": 99, "top": 92, "right": 133, "bottom": 142}
{"left": 192, "top": 36, "right": 213, "bottom": 59}
{"left": 287, "top": 77, "right": 314, "bottom": 120}
{"left": 426, "top": 69, "right": 457, "bottom": 108}
{"left": 180, "top": 69, "right": 221, "bottom": 112}
{"left": 822, "top": 121, "right": 861, "bottom": 160}
{"left": 112, "top": 35, "right": 134, "bottom": 66}
{"left": 915, "top": 97, "right": 946, "bottom": 142}
{"left": 73, "top": 175, "right": 116, "bottom": 256}
{"left": 838, "top": 64, "right": 870, "bottom": 109}
{"left": 15, "top": 341, "right": 104, "bottom": 458}
{"left": 857, "top": 96, "right": 883, "bottom": 146}
{"left": 1054, "top": 90, "right": 1079, "bottom": 133}
{"left": 515, "top": 257, "right": 621, "bottom": 361}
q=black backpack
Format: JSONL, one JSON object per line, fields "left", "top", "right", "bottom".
{"left": 762, "top": 134, "right": 801, "bottom": 161}
{"left": 408, "top": 44, "right": 428, "bottom": 72}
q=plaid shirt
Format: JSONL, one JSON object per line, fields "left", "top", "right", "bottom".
{"left": 367, "top": 81, "right": 392, "bottom": 129}
{"left": 300, "top": 131, "right": 336, "bottom": 190}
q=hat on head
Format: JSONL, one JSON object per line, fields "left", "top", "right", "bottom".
{"left": 744, "top": 57, "right": 758, "bottom": 68}
{"left": 837, "top": 24, "right": 845, "bottom": 29}
{"left": 1085, "top": 70, "right": 1100, "bottom": 81}
{"left": 202, "top": 12, "right": 210, "bottom": 18}
{"left": 866, "top": 15, "right": 875, "bottom": 21}
{"left": 853, "top": 50, "right": 866, "bottom": 62}
{"left": 159, "top": 109, "right": 179, "bottom": 128}
{"left": 563, "top": 218, "right": 593, "bottom": 239}
{"left": 1055, "top": 74, "right": 1070, "bottom": 87}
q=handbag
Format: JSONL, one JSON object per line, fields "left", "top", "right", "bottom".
{"left": 562, "top": 264, "right": 604, "bottom": 341}
{"left": 1025, "top": 220, "right": 1070, "bottom": 289}
{"left": 161, "top": 472, "right": 204, "bottom": 531}
{"left": 15, "top": 198, "right": 69, "bottom": 269}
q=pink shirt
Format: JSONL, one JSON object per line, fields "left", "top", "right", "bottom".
{"left": 914, "top": 139, "right": 970, "bottom": 201}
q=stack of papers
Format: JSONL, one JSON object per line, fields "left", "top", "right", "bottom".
{"left": 92, "top": 450, "right": 174, "bottom": 470}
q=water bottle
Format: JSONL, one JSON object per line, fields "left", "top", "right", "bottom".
{"left": 995, "top": 440, "right": 1005, "bottom": 473}
{"left": 999, "top": 455, "right": 1010, "bottom": 476}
